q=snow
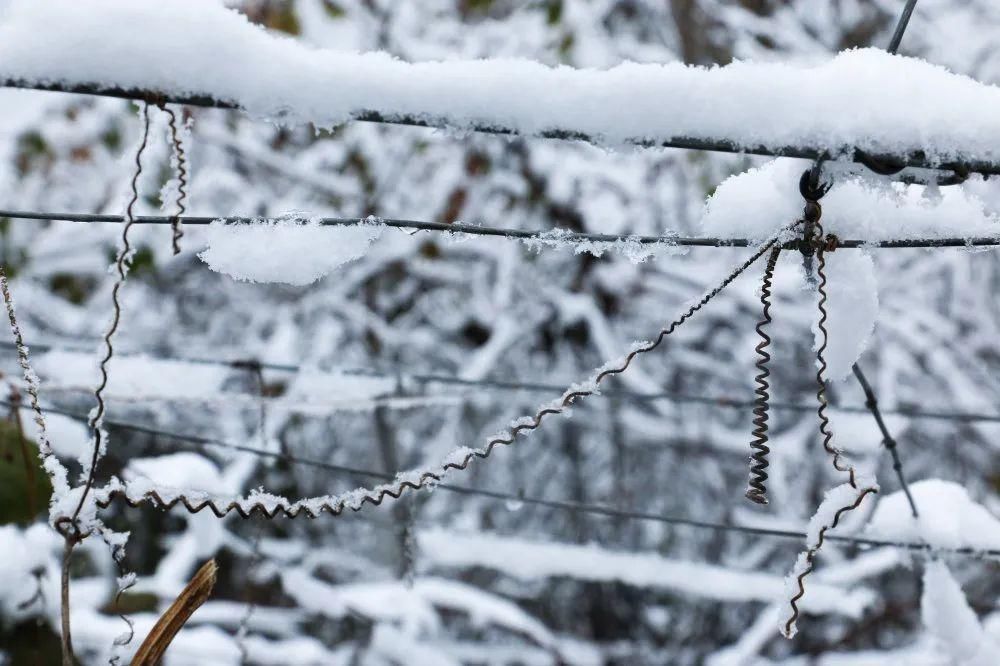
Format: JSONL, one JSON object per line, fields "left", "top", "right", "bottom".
{"left": 282, "top": 571, "right": 558, "bottom": 648}
{"left": 198, "top": 215, "right": 384, "bottom": 285}
{"left": 518, "top": 229, "right": 683, "bottom": 263}
{"left": 0, "top": 524, "right": 60, "bottom": 621}
{"left": 285, "top": 368, "right": 395, "bottom": 406}
{"left": 803, "top": 483, "right": 874, "bottom": 547}
{"left": 781, "top": 482, "right": 877, "bottom": 638}
{"left": 18, "top": 406, "right": 88, "bottom": 459}
{"left": 419, "top": 529, "right": 875, "bottom": 618}
{"left": 33, "top": 349, "right": 229, "bottom": 400}
{"left": 867, "top": 480, "right": 1000, "bottom": 552}
{"left": 813, "top": 251, "right": 879, "bottom": 380}
{"left": 702, "top": 159, "right": 1000, "bottom": 241}
{"left": 921, "top": 560, "right": 1000, "bottom": 665}
{"left": 4, "top": 2, "right": 1000, "bottom": 164}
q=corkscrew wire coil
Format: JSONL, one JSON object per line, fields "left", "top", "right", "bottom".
{"left": 745, "top": 246, "right": 781, "bottom": 504}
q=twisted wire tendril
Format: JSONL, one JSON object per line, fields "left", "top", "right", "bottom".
{"left": 96, "top": 223, "right": 802, "bottom": 520}
{"left": 745, "top": 246, "right": 781, "bottom": 504}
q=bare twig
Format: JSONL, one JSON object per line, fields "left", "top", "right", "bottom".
{"left": 131, "top": 560, "right": 217, "bottom": 666}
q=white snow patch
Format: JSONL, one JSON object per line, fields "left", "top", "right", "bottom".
{"left": 285, "top": 369, "right": 395, "bottom": 404}
{"left": 419, "top": 529, "right": 874, "bottom": 618}
{"left": 198, "top": 216, "right": 384, "bottom": 285}
{"left": 702, "top": 159, "right": 1000, "bottom": 241}
{"left": 33, "top": 349, "right": 229, "bottom": 400}
{"left": 812, "top": 251, "right": 879, "bottom": 381}
{"left": 921, "top": 560, "right": 1000, "bottom": 665}
{"left": 867, "top": 480, "right": 1000, "bottom": 552}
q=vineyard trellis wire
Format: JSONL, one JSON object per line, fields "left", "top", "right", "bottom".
{"left": 2, "top": 0, "right": 999, "bottom": 661}
{"left": 0, "top": 397, "right": 992, "bottom": 560}
{"left": 6, "top": 339, "right": 1000, "bottom": 424}
{"left": 3, "top": 209, "right": 1000, "bottom": 249}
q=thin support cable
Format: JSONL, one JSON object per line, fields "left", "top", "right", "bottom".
{"left": 6, "top": 338, "right": 1000, "bottom": 424}
{"left": 852, "top": 363, "right": 919, "bottom": 518}
{"left": 3, "top": 209, "right": 1000, "bottom": 249}
{"left": 4, "top": 398, "right": 994, "bottom": 558}
{"left": 61, "top": 103, "right": 152, "bottom": 536}
{"left": 887, "top": 0, "right": 920, "bottom": 54}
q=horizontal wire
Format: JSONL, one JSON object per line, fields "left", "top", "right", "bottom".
{"left": 5, "top": 339, "right": 1000, "bottom": 424}
{"left": 7, "top": 208, "right": 1000, "bottom": 250}
{"left": 1, "top": 398, "right": 996, "bottom": 559}
{"left": 2, "top": 79, "right": 997, "bottom": 179}
{"left": 4, "top": 209, "right": 1000, "bottom": 249}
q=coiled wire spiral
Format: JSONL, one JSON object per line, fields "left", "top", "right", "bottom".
{"left": 745, "top": 246, "right": 781, "bottom": 504}
{"left": 94, "top": 226, "right": 801, "bottom": 522}
{"left": 783, "top": 212, "right": 879, "bottom": 637}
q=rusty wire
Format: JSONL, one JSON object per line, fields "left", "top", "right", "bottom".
{"left": 783, "top": 198, "right": 880, "bottom": 637}
{"left": 51, "top": 103, "right": 154, "bottom": 666}
{"left": 90, "top": 224, "right": 797, "bottom": 521}
{"left": 745, "top": 247, "right": 781, "bottom": 505}
{"left": 100, "top": 526, "right": 136, "bottom": 665}
{"left": 157, "top": 104, "right": 189, "bottom": 255}
{"left": 782, "top": 486, "right": 879, "bottom": 638}
{"left": 62, "top": 103, "right": 153, "bottom": 538}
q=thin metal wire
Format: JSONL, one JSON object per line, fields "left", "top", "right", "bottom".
{"left": 0, "top": 78, "right": 992, "bottom": 180}
{"left": 812, "top": 237, "right": 859, "bottom": 488}
{"left": 4, "top": 208, "right": 1000, "bottom": 249}
{"left": 783, "top": 486, "right": 880, "bottom": 637}
{"left": 785, "top": 219, "right": 881, "bottom": 637}
{"left": 91, "top": 229, "right": 791, "bottom": 520}
{"left": 157, "top": 104, "right": 189, "bottom": 255}
{"left": 2, "top": 398, "right": 993, "bottom": 558}
{"left": 852, "top": 363, "right": 919, "bottom": 518}
{"left": 100, "top": 525, "right": 136, "bottom": 666}
{"left": 887, "top": 0, "right": 920, "bottom": 54}
{"left": 63, "top": 104, "right": 152, "bottom": 536}
{"left": 5, "top": 338, "right": 1000, "bottom": 424}
{"left": 745, "top": 247, "right": 781, "bottom": 505}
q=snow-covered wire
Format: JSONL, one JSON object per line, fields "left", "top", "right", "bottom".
{"left": 1, "top": 401, "right": 995, "bottom": 560}
{"left": 3, "top": 208, "right": 1000, "bottom": 248}
{"left": 0, "top": 76, "right": 992, "bottom": 182}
